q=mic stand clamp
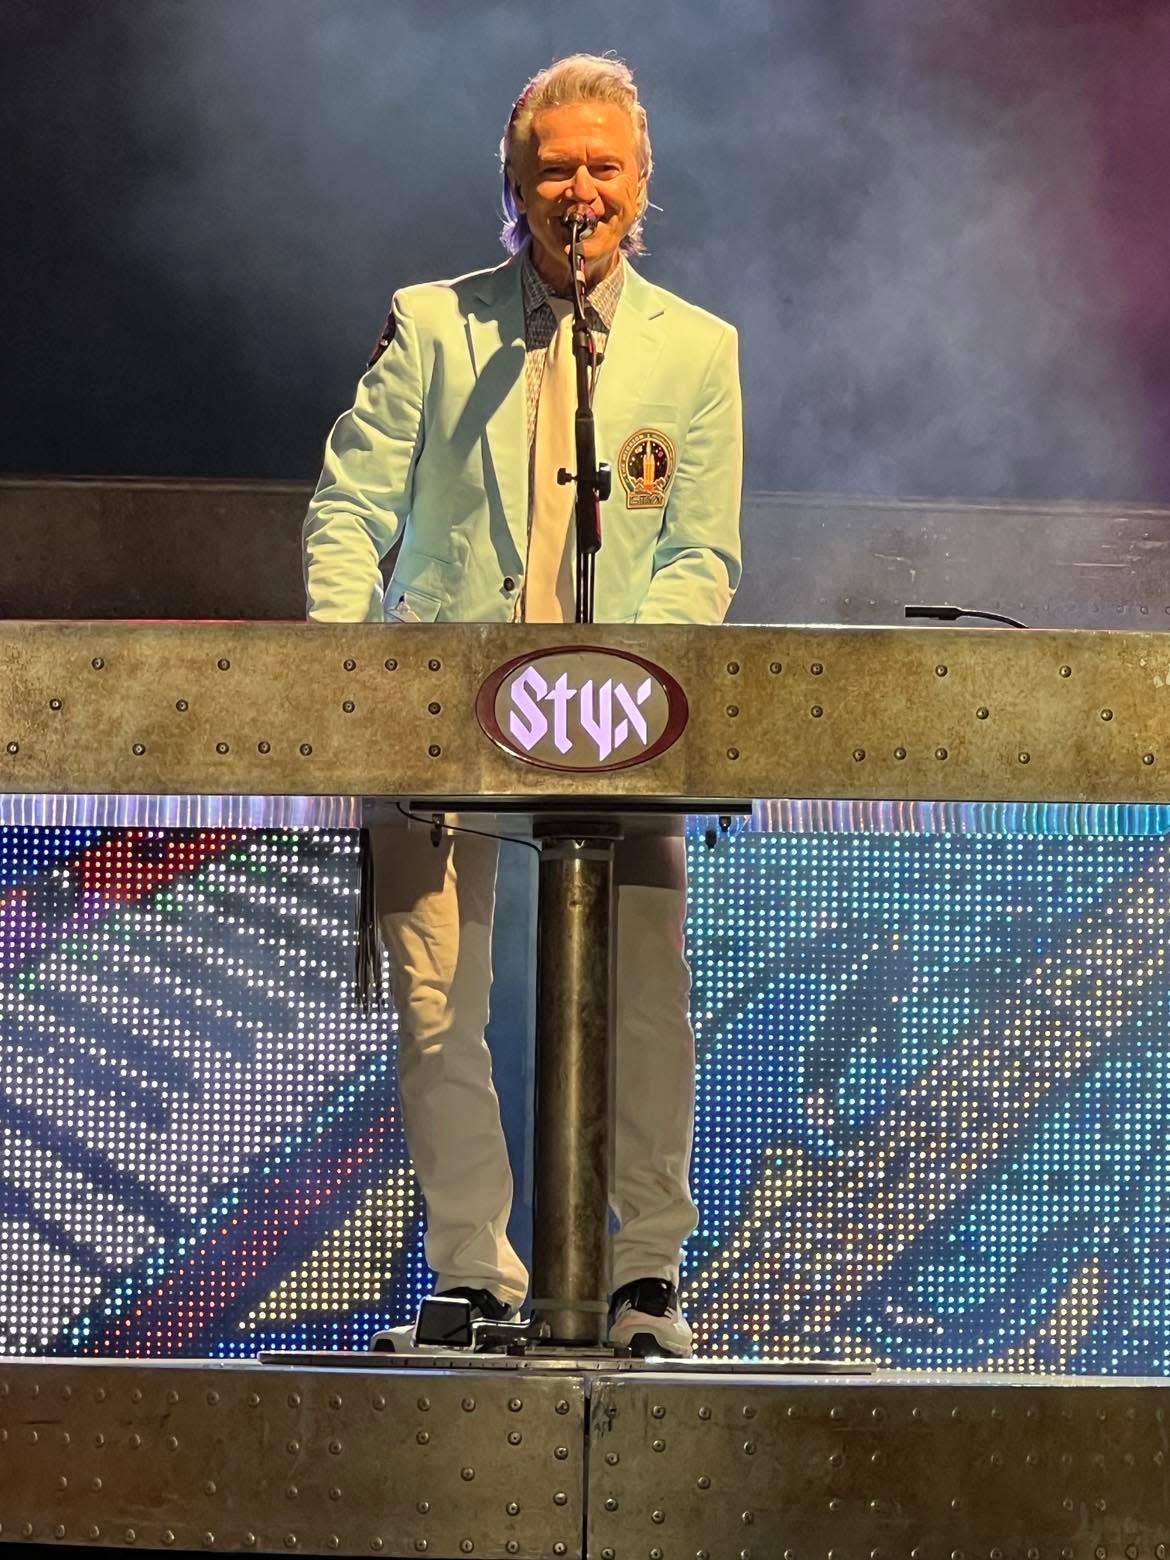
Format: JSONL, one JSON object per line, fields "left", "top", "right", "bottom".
{"left": 557, "top": 222, "right": 611, "bottom": 625}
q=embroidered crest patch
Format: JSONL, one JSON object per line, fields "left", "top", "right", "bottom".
{"left": 617, "top": 427, "right": 676, "bottom": 510}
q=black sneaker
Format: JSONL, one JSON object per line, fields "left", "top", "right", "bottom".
{"left": 370, "top": 1286, "right": 516, "bottom": 1353}
{"left": 607, "top": 1277, "right": 692, "bottom": 1358}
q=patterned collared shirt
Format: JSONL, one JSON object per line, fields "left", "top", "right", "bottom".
{"left": 520, "top": 244, "right": 624, "bottom": 448}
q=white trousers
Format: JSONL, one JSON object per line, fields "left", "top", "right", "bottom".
{"left": 371, "top": 821, "right": 700, "bottom": 1310}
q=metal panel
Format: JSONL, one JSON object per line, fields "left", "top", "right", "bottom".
{"left": 588, "top": 1372, "right": 1170, "bottom": 1559}
{"left": 3, "top": 622, "right": 1170, "bottom": 806}
{"left": 0, "top": 1358, "right": 585, "bottom": 1558}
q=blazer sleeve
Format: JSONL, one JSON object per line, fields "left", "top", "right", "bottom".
{"left": 302, "top": 289, "right": 426, "bottom": 623}
{"left": 634, "top": 322, "right": 743, "bottom": 626}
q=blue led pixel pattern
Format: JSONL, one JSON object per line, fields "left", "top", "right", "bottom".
{"left": 1, "top": 812, "right": 1168, "bottom": 1371}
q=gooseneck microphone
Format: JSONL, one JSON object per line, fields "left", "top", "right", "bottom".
{"left": 560, "top": 209, "right": 599, "bottom": 239}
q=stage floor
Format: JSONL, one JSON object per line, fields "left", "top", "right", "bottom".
{"left": 1, "top": 1357, "right": 1167, "bottom": 1558}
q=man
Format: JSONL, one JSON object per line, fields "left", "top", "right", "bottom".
{"left": 303, "top": 54, "right": 742, "bottom": 1356}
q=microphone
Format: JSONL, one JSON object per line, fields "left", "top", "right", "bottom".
{"left": 561, "top": 209, "right": 599, "bottom": 239}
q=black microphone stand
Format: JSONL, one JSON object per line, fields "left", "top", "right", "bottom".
{"left": 556, "top": 219, "right": 612, "bottom": 624}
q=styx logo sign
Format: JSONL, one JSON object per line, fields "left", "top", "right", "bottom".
{"left": 476, "top": 647, "right": 689, "bottom": 772}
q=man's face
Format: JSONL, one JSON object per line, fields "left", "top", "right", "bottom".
{"left": 512, "top": 100, "right": 645, "bottom": 288}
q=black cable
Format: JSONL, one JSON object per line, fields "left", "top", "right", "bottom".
{"left": 394, "top": 800, "right": 541, "bottom": 856}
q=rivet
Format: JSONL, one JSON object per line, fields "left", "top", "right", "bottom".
{"left": 248, "top": 1392, "right": 261, "bottom": 1407}
{"left": 163, "top": 1532, "right": 175, "bottom": 1546}
{"left": 651, "top": 1404, "right": 666, "bottom": 1419}
{"left": 553, "top": 1546, "right": 567, "bottom": 1557}
{"left": 830, "top": 1405, "right": 846, "bottom": 1420}
{"left": 727, "top": 747, "right": 740, "bottom": 760}
{"left": 5, "top": 742, "right": 18, "bottom": 755}
{"left": 1059, "top": 665, "right": 1072, "bottom": 677}
{"left": 343, "top": 659, "right": 357, "bottom": 672}
{"left": 22, "top": 1525, "right": 33, "bottom": 1539}
{"left": 329, "top": 1394, "right": 342, "bottom": 1409}
{"left": 936, "top": 665, "right": 948, "bottom": 676}
{"left": 49, "top": 698, "right": 62, "bottom": 710}
{"left": 605, "top": 1499, "right": 618, "bottom": 1512}
{"left": 206, "top": 1390, "right": 219, "bottom": 1406}
{"left": 555, "top": 1445, "right": 568, "bottom": 1458}
{"left": 508, "top": 1397, "right": 523, "bottom": 1411}
{"left": 203, "top": 1534, "right": 215, "bottom": 1548}
{"left": 369, "top": 1542, "right": 382, "bottom": 1554}
{"left": 428, "top": 658, "right": 442, "bottom": 671}
{"left": 216, "top": 741, "right": 229, "bottom": 754}
{"left": 770, "top": 661, "right": 782, "bottom": 674}
{"left": 699, "top": 1406, "right": 712, "bottom": 1420}
{"left": 506, "top": 1546, "right": 519, "bottom": 1557}
{"left": 698, "top": 1475, "right": 711, "bottom": 1489}
{"left": 742, "top": 1511, "right": 755, "bottom": 1525}
{"left": 91, "top": 658, "right": 104, "bottom": 670}
{"left": 653, "top": 1438, "right": 666, "bottom": 1451}
{"left": 462, "top": 1396, "right": 476, "bottom": 1412}
{"left": 1018, "top": 751, "right": 1030, "bottom": 764}
{"left": 372, "top": 1395, "right": 386, "bottom": 1411}
{"left": 204, "top": 1480, "right": 217, "bottom": 1496}
{"left": 416, "top": 1502, "right": 429, "bottom": 1515}
{"left": 343, "top": 700, "right": 356, "bottom": 713}
{"left": 287, "top": 1485, "right": 299, "bottom": 1500}
{"left": 810, "top": 705, "right": 823, "bottom": 718}
{"left": 601, "top": 1552, "right": 615, "bottom": 1560}
{"left": 286, "top": 1439, "right": 300, "bottom": 1454}
{"left": 217, "top": 659, "right": 231, "bottom": 671}
{"left": 385, "top": 658, "right": 398, "bottom": 671}
{"left": 976, "top": 706, "right": 989, "bottom": 719}
{"left": 329, "top": 1439, "right": 342, "bottom": 1455}
{"left": 652, "top": 1510, "right": 666, "bottom": 1524}
{"left": 127, "top": 1433, "right": 140, "bottom": 1449}
{"left": 428, "top": 744, "right": 442, "bottom": 757}
{"left": 894, "top": 746, "right": 907, "bottom": 759}
{"left": 89, "top": 1526, "right": 101, "bottom": 1540}
{"left": 556, "top": 1399, "right": 570, "bottom": 1415}
{"left": 167, "top": 1389, "right": 180, "bottom": 1404}
{"left": 727, "top": 661, "right": 741, "bottom": 675}
{"left": 811, "top": 662, "right": 824, "bottom": 675}
{"left": 328, "top": 1541, "right": 340, "bottom": 1551}
{"left": 176, "top": 699, "right": 189, "bottom": 711}
{"left": 506, "top": 1502, "right": 521, "bottom": 1516}
{"left": 414, "top": 1544, "right": 427, "bottom": 1555}
{"left": 1144, "top": 753, "right": 1156, "bottom": 765}
{"left": 132, "top": 742, "right": 146, "bottom": 755}
{"left": 508, "top": 1430, "right": 522, "bottom": 1445}
{"left": 299, "top": 743, "right": 312, "bottom": 756}
{"left": 651, "top": 1550, "right": 664, "bottom": 1560}
{"left": 554, "top": 1491, "right": 568, "bottom": 1505}
{"left": 461, "top": 1467, "right": 475, "bottom": 1481}
{"left": 853, "top": 748, "right": 866, "bottom": 762}
{"left": 935, "top": 747, "right": 948, "bottom": 760}
{"left": 91, "top": 1477, "right": 103, "bottom": 1492}
{"left": 1101, "top": 709, "right": 1114, "bottom": 721}
{"left": 744, "top": 1440, "right": 756, "bottom": 1454}
{"left": 606, "top": 1451, "right": 619, "bottom": 1465}
{"left": 727, "top": 704, "right": 740, "bottom": 717}
{"left": 461, "top": 1543, "right": 474, "bottom": 1554}
{"left": 417, "top": 1430, "right": 430, "bottom": 1445}
{"left": 243, "top": 1537, "right": 255, "bottom": 1549}
{"left": 55, "top": 1525, "right": 66, "bottom": 1539}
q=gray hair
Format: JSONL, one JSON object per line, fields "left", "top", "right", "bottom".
{"left": 499, "top": 53, "right": 653, "bottom": 256}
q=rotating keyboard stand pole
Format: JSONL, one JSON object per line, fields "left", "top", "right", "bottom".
{"left": 527, "top": 815, "right": 621, "bottom": 1349}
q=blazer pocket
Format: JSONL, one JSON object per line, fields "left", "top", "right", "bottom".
{"left": 385, "top": 583, "right": 443, "bottom": 623}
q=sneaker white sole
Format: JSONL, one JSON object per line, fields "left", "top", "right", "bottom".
{"left": 608, "top": 1310, "right": 694, "bottom": 1359}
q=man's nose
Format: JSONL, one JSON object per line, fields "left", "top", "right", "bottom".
{"left": 569, "top": 165, "right": 598, "bottom": 202}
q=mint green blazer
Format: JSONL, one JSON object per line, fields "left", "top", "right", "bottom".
{"left": 303, "top": 254, "right": 742, "bottom": 626}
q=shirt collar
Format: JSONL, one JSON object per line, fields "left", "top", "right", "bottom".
{"left": 520, "top": 243, "right": 624, "bottom": 332}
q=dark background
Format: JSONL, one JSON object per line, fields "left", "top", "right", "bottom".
{"left": 6, "top": 0, "right": 1170, "bottom": 503}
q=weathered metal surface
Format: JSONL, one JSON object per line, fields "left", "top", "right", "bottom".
{"left": 588, "top": 1372, "right": 1170, "bottom": 1559}
{"left": 0, "top": 1358, "right": 585, "bottom": 1557}
{"left": 2, "top": 622, "right": 1170, "bottom": 806}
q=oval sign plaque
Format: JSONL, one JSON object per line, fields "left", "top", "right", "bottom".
{"left": 476, "top": 646, "right": 689, "bottom": 773}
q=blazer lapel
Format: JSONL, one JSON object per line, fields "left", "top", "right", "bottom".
{"left": 593, "top": 264, "right": 667, "bottom": 459}
{"left": 465, "top": 260, "right": 529, "bottom": 563}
